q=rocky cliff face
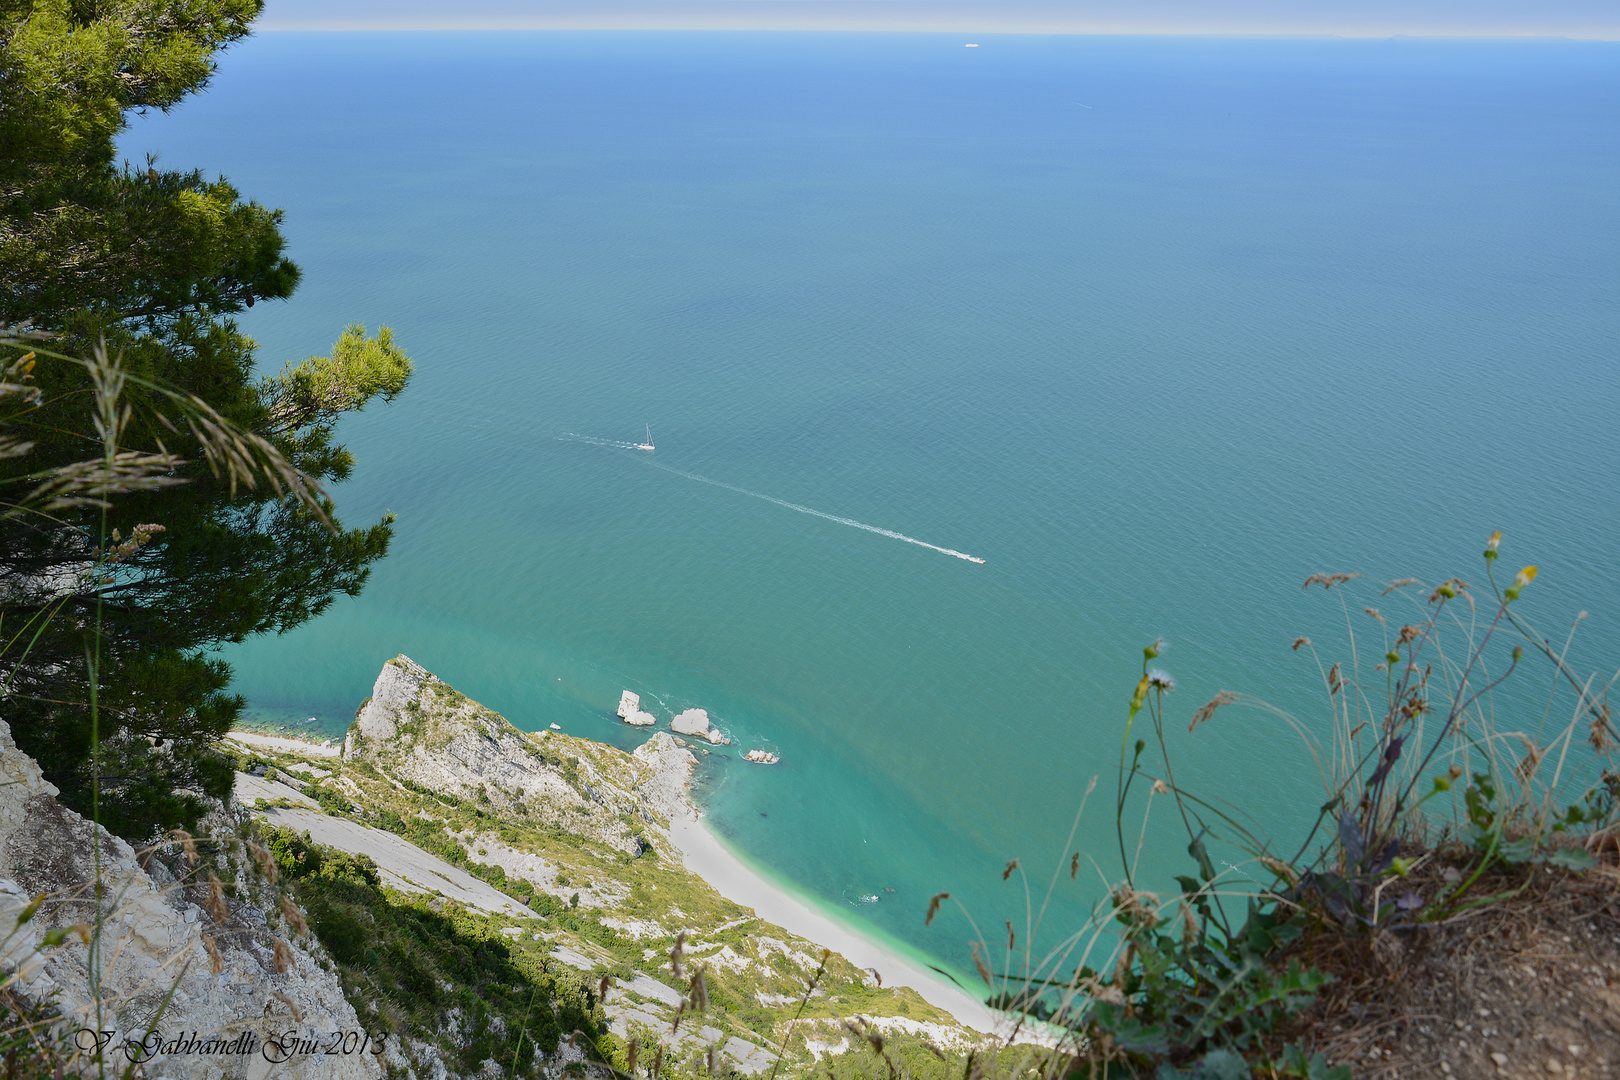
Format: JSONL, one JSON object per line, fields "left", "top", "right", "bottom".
{"left": 344, "top": 655, "right": 696, "bottom": 856}
{"left": 0, "top": 721, "right": 377, "bottom": 1080}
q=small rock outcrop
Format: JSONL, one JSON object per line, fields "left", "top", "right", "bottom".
{"left": 0, "top": 722, "right": 374, "bottom": 1080}
{"left": 631, "top": 733, "right": 698, "bottom": 825}
{"left": 616, "top": 690, "right": 657, "bottom": 726}
{"left": 671, "top": 708, "right": 729, "bottom": 745}
{"left": 671, "top": 708, "right": 710, "bottom": 736}
{"left": 345, "top": 656, "right": 688, "bottom": 852}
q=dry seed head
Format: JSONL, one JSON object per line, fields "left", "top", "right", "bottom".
{"left": 867, "top": 967, "right": 882, "bottom": 987}
{"left": 1189, "top": 691, "right": 1237, "bottom": 732}
{"left": 202, "top": 935, "right": 223, "bottom": 975}
{"left": 205, "top": 872, "right": 228, "bottom": 923}
{"left": 1005, "top": 920, "right": 1015, "bottom": 949}
{"left": 272, "top": 990, "right": 302, "bottom": 1022}
{"left": 627, "top": 1038, "right": 639, "bottom": 1076}
{"left": 1591, "top": 703, "right": 1614, "bottom": 753}
{"left": 1069, "top": 852, "right": 1080, "bottom": 879}
{"left": 248, "top": 841, "right": 278, "bottom": 884}
{"left": 1002, "top": 859, "right": 1018, "bottom": 881}
{"left": 280, "top": 895, "right": 308, "bottom": 936}
{"left": 272, "top": 937, "right": 295, "bottom": 974}
{"left": 971, "top": 942, "right": 993, "bottom": 986}
{"left": 1292, "top": 637, "right": 1311, "bottom": 651}
{"left": 599, "top": 974, "right": 612, "bottom": 1002}
{"left": 1514, "top": 734, "right": 1545, "bottom": 781}
{"left": 1178, "top": 900, "right": 1197, "bottom": 950}
{"left": 1364, "top": 607, "right": 1385, "bottom": 623}
{"left": 688, "top": 968, "right": 710, "bottom": 1011}
{"left": 1303, "top": 572, "right": 1359, "bottom": 591}
{"left": 669, "top": 931, "right": 686, "bottom": 981}
{"left": 173, "top": 829, "right": 198, "bottom": 866}
{"left": 1381, "top": 578, "right": 1421, "bottom": 596}
{"left": 1151, "top": 779, "right": 1170, "bottom": 795}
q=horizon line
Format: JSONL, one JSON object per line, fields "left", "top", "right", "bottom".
{"left": 252, "top": 24, "right": 1620, "bottom": 41}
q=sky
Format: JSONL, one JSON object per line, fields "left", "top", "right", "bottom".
{"left": 257, "top": 0, "right": 1620, "bottom": 38}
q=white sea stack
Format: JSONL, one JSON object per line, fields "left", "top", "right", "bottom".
{"left": 617, "top": 690, "right": 657, "bottom": 726}
{"left": 671, "top": 709, "right": 711, "bottom": 736}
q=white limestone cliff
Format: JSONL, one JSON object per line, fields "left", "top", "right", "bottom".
{"left": 343, "top": 656, "right": 697, "bottom": 853}
{"left": 0, "top": 721, "right": 377, "bottom": 1080}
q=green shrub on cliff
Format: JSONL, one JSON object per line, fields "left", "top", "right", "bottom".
{"left": 259, "top": 823, "right": 607, "bottom": 1076}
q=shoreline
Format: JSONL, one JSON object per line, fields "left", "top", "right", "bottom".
{"left": 666, "top": 812, "right": 1002, "bottom": 1034}
{"left": 229, "top": 722, "right": 1005, "bottom": 1032}
{"left": 225, "top": 729, "right": 341, "bottom": 758}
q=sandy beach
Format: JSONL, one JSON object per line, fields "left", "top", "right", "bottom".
{"left": 667, "top": 814, "right": 1002, "bottom": 1033}
{"left": 225, "top": 730, "right": 341, "bottom": 758}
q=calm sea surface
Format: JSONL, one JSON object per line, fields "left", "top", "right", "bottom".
{"left": 125, "top": 32, "right": 1620, "bottom": 977}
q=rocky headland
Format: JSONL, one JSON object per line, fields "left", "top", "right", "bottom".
{"left": 0, "top": 656, "right": 982, "bottom": 1080}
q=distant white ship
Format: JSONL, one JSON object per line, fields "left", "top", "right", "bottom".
{"left": 635, "top": 424, "right": 655, "bottom": 452}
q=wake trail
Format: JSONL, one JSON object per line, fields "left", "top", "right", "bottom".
{"left": 647, "top": 459, "right": 986, "bottom": 565}
{"left": 559, "top": 432, "right": 645, "bottom": 451}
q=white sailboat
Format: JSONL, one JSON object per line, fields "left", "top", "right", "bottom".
{"left": 635, "top": 424, "right": 655, "bottom": 452}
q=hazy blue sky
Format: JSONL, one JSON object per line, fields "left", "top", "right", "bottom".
{"left": 258, "top": 0, "right": 1619, "bottom": 37}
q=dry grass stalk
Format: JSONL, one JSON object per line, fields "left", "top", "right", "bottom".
{"left": 271, "top": 937, "right": 294, "bottom": 974}
{"left": 279, "top": 894, "right": 307, "bottom": 936}
{"left": 204, "top": 872, "right": 227, "bottom": 923}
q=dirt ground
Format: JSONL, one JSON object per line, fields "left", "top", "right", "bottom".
{"left": 1281, "top": 858, "right": 1620, "bottom": 1079}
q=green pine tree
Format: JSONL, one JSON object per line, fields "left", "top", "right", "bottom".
{"left": 0, "top": 0, "right": 413, "bottom": 839}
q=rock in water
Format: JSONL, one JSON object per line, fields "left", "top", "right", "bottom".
{"left": 671, "top": 709, "right": 711, "bottom": 736}
{"left": 617, "top": 690, "right": 657, "bottom": 726}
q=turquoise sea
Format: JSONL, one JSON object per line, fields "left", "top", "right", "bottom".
{"left": 125, "top": 32, "right": 1620, "bottom": 979}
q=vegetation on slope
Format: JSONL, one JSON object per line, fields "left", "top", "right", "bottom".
{"left": 234, "top": 673, "right": 971, "bottom": 1080}
{"left": 260, "top": 823, "right": 608, "bottom": 1078}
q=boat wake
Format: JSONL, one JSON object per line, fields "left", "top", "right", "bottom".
{"left": 559, "top": 432, "right": 645, "bottom": 451}
{"left": 648, "top": 460, "right": 986, "bottom": 565}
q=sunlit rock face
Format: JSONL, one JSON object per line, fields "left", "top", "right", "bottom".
{"left": 343, "top": 656, "right": 696, "bottom": 856}
{"left": 0, "top": 721, "right": 377, "bottom": 1080}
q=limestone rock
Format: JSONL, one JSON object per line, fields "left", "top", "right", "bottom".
{"left": 671, "top": 709, "right": 710, "bottom": 736}
{"left": 0, "top": 721, "right": 375, "bottom": 1080}
{"left": 347, "top": 654, "right": 435, "bottom": 752}
{"left": 345, "top": 659, "right": 679, "bottom": 852}
{"left": 616, "top": 690, "right": 657, "bottom": 727}
{"left": 630, "top": 733, "right": 697, "bottom": 825}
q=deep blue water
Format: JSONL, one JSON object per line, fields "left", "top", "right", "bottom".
{"left": 125, "top": 32, "right": 1620, "bottom": 977}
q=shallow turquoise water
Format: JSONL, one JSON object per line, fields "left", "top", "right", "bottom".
{"left": 125, "top": 32, "right": 1620, "bottom": 977}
